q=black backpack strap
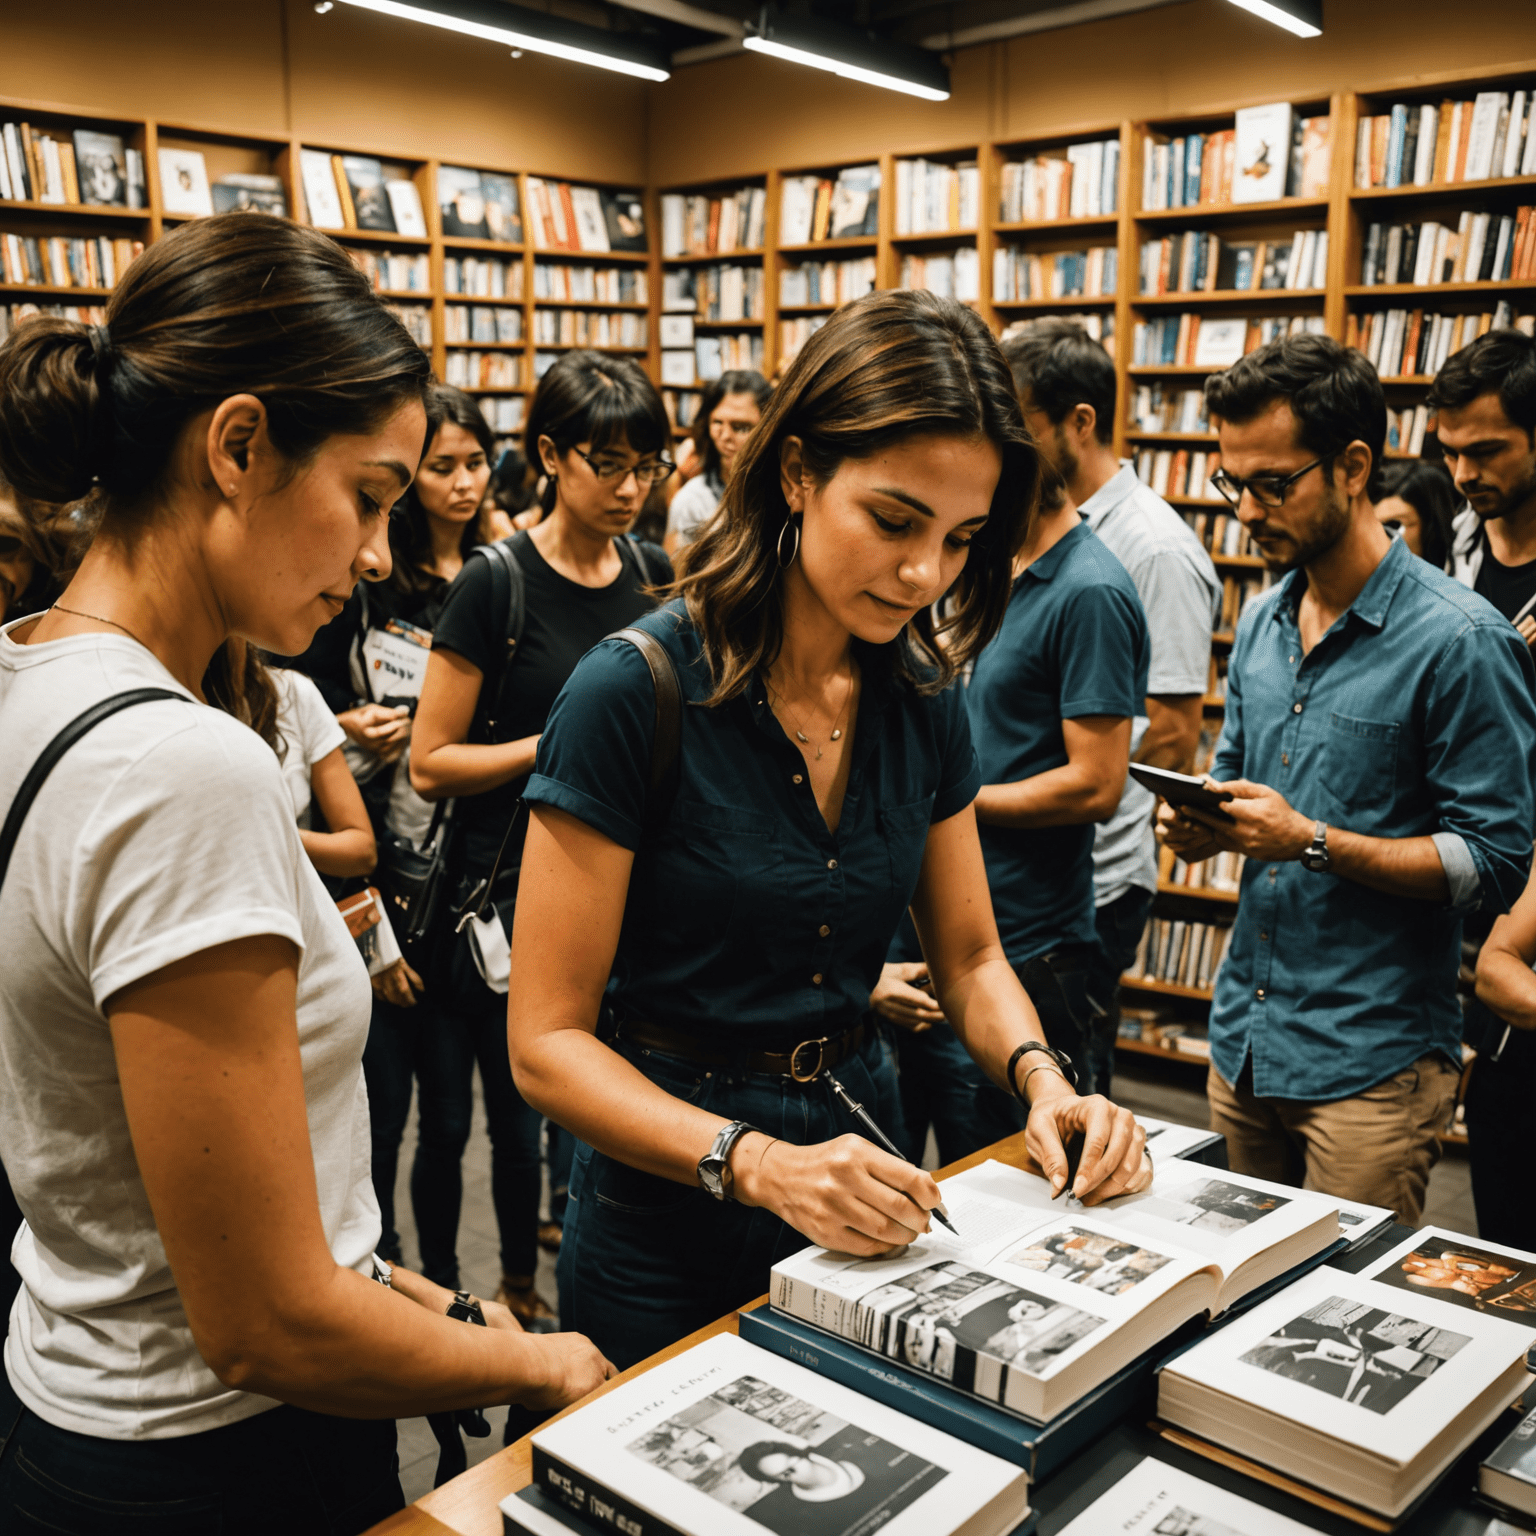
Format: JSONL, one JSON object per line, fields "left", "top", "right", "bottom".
{"left": 611, "top": 626, "right": 682, "bottom": 809}
{"left": 0, "top": 687, "right": 186, "bottom": 892}
{"left": 469, "top": 533, "right": 528, "bottom": 743}
{"left": 620, "top": 533, "right": 670, "bottom": 589}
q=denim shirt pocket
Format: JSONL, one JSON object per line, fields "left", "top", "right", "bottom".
{"left": 1320, "top": 712, "right": 1401, "bottom": 817}
{"left": 880, "top": 797, "right": 935, "bottom": 905}
{"left": 659, "top": 798, "right": 787, "bottom": 948}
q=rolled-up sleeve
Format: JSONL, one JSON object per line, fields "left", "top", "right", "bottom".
{"left": 1422, "top": 620, "right": 1536, "bottom": 915}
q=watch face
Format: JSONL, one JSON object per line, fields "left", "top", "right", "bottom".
{"left": 699, "top": 1158, "right": 725, "bottom": 1198}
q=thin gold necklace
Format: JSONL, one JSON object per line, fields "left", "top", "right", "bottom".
{"left": 51, "top": 602, "right": 151, "bottom": 652}
{"left": 767, "top": 666, "right": 854, "bottom": 761}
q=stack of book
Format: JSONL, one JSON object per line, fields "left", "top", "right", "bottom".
{"left": 444, "top": 255, "right": 522, "bottom": 299}
{"left": 1130, "top": 383, "right": 1208, "bottom": 434}
{"left": 1, "top": 301, "right": 108, "bottom": 340}
{"left": 778, "top": 166, "right": 881, "bottom": 245}
{"left": 436, "top": 165, "right": 519, "bottom": 242}
{"left": 993, "top": 246, "right": 1117, "bottom": 301}
{"left": 894, "top": 158, "right": 980, "bottom": 234}
{"left": 524, "top": 181, "right": 647, "bottom": 254}
{"left": 693, "top": 264, "right": 765, "bottom": 322}
{"left": 445, "top": 305, "right": 522, "bottom": 344}
{"left": 998, "top": 139, "right": 1120, "bottom": 222}
{"left": 1387, "top": 403, "right": 1433, "bottom": 458}
{"left": 1126, "top": 916, "right": 1231, "bottom": 990}
{"left": 348, "top": 249, "right": 431, "bottom": 293}
{"left": 1139, "top": 229, "right": 1327, "bottom": 294}
{"left": 532, "top": 264, "right": 647, "bottom": 304}
{"left": 660, "top": 185, "right": 767, "bottom": 257}
{"left": 1, "top": 122, "right": 146, "bottom": 208}
{"left": 481, "top": 397, "right": 525, "bottom": 437}
{"left": 1361, "top": 206, "right": 1534, "bottom": 286}
{"left": 1354, "top": 301, "right": 1535, "bottom": 380}
{"left": 1134, "top": 448, "right": 1224, "bottom": 503}
{"left": 1142, "top": 106, "right": 1329, "bottom": 210}
{"left": 0, "top": 232, "right": 141, "bottom": 289}
{"left": 778, "top": 257, "right": 877, "bottom": 307}
{"left": 1132, "top": 312, "right": 1326, "bottom": 368}
{"left": 1356, "top": 89, "right": 1536, "bottom": 188}
{"left": 899, "top": 250, "right": 980, "bottom": 303}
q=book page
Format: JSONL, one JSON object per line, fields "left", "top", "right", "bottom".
{"left": 1164, "top": 1267, "right": 1533, "bottom": 1466}
{"left": 1057, "top": 1456, "right": 1326, "bottom": 1534}
{"left": 1136, "top": 1115, "right": 1220, "bottom": 1161}
{"left": 1358, "top": 1226, "right": 1536, "bottom": 1330}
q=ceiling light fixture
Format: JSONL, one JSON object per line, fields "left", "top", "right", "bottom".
{"left": 743, "top": 6, "right": 949, "bottom": 101}
{"left": 328, "top": 0, "right": 671, "bottom": 82}
{"left": 1225, "top": 0, "right": 1322, "bottom": 37}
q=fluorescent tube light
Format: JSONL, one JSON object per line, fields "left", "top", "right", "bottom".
{"left": 1225, "top": 0, "right": 1322, "bottom": 37}
{"left": 744, "top": 6, "right": 949, "bottom": 101}
{"left": 330, "top": 0, "right": 671, "bottom": 82}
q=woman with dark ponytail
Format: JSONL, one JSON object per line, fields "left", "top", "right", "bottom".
{"left": 0, "top": 214, "right": 609, "bottom": 1533}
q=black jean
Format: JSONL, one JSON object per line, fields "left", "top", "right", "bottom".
{"left": 411, "top": 923, "right": 542, "bottom": 1288}
{"left": 0, "top": 1368, "right": 401, "bottom": 1535}
{"left": 1464, "top": 1000, "right": 1536, "bottom": 1249}
{"left": 1017, "top": 945, "right": 1097, "bottom": 1097}
{"left": 1084, "top": 886, "right": 1156, "bottom": 1099}
{"left": 360, "top": 993, "right": 417, "bottom": 1265}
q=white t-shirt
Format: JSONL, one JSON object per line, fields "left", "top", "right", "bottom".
{"left": 665, "top": 474, "right": 721, "bottom": 546}
{"left": 271, "top": 666, "right": 347, "bottom": 829}
{"left": 0, "top": 620, "right": 379, "bottom": 1440}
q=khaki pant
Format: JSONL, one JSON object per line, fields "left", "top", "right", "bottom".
{"left": 1206, "top": 1055, "right": 1459, "bottom": 1226}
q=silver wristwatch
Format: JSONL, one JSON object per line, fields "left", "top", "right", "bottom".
{"left": 1299, "top": 819, "right": 1331, "bottom": 872}
{"left": 697, "top": 1120, "right": 759, "bottom": 1201}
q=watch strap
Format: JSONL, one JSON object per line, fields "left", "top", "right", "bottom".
{"left": 1006, "top": 1040, "right": 1077, "bottom": 1106}
{"left": 698, "top": 1120, "right": 760, "bottom": 1200}
{"left": 446, "top": 1290, "right": 487, "bottom": 1326}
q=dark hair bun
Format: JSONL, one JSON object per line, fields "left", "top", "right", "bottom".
{"left": 0, "top": 317, "right": 105, "bottom": 505}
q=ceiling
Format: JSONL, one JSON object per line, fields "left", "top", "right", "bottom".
{"left": 500, "top": 0, "right": 1182, "bottom": 72}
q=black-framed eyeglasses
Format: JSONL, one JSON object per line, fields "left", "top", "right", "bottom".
{"left": 1208, "top": 456, "right": 1328, "bottom": 511}
{"left": 574, "top": 447, "right": 677, "bottom": 487}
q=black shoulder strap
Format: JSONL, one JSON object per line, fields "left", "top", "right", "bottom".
{"left": 611, "top": 625, "right": 682, "bottom": 807}
{"left": 0, "top": 687, "right": 186, "bottom": 892}
{"left": 621, "top": 534, "right": 669, "bottom": 590}
{"left": 471, "top": 533, "right": 528, "bottom": 743}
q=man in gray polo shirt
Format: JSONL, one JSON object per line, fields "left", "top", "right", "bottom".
{"left": 1003, "top": 321, "right": 1219, "bottom": 1094}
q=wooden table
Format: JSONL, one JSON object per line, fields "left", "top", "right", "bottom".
{"left": 364, "top": 1128, "right": 1044, "bottom": 1536}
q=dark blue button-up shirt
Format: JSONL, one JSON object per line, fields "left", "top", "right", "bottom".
{"left": 525, "top": 601, "right": 981, "bottom": 1037}
{"left": 1211, "top": 535, "right": 1536, "bottom": 1101}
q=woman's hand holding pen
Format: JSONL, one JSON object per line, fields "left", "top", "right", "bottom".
{"left": 1020, "top": 1068, "right": 1151, "bottom": 1206}
{"left": 733, "top": 1132, "right": 942, "bottom": 1258}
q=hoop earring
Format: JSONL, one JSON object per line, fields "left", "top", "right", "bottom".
{"left": 776, "top": 514, "right": 801, "bottom": 569}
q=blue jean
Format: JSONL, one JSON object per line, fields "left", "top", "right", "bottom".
{"left": 1085, "top": 886, "right": 1156, "bottom": 1099}
{"left": 360, "top": 994, "right": 417, "bottom": 1265}
{"left": 556, "top": 1031, "right": 908, "bottom": 1373}
{"left": 1017, "top": 946, "right": 1097, "bottom": 1098}
{"left": 894, "top": 1020, "right": 1026, "bottom": 1168}
{"left": 544, "top": 1121, "right": 575, "bottom": 1227}
{"left": 0, "top": 1367, "right": 400, "bottom": 1535}
{"left": 411, "top": 928, "right": 542, "bottom": 1287}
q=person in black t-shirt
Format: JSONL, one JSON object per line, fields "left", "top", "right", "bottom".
{"left": 410, "top": 352, "right": 674, "bottom": 1327}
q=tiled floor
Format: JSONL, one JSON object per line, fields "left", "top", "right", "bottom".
{"left": 388, "top": 1050, "right": 1479, "bottom": 1503}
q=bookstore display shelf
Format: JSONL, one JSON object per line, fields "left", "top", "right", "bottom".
{"left": 323, "top": 227, "right": 430, "bottom": 248}
{"left": 1129, "top": 363, "right": 1228, "bottom": 376}
{"left": 777, "top": 237, "right": 878, "bottom": 254}
{"left": 0, "top": 198, "right": 147, "bottom": 221}
{"left": 1133, "top": 289, "right": 1326, "bottom": 307}
{"left": 443, "top": 291, "right": 523, "bottom": 306}
{"left": 1344, "top": 278, "right": 1536, "bottom": 298}
{"left": 443, "top": 340, "right": 524, "bottom": 351}
{"left": 1376, "top": 374, "right": 1436, "bottom": 386}
{"left": 694, "top": 316, "right": 764, "bottom": 327}
{"left": 1158, "top": 881, "right": 1239, "bottom": 905}
{"left": 1202, "top": 694, "right": 1226, "bottom": 709}
{"left": 0, "top": 282, "right": 115, "bottom": 298}
{"left": 664, "top": 248, "right": 765, "bottom": 266}
{"left": 1122, "top": 976, "right": 1215, "bottom": 1002}
{"left": 536, "top": 247, "right": 649, "bottom": 264}
{"left": 1212, "top": 630, "right": 1235, "bottom": 645}
{"left": 994, "top": 214, "right": 1119, "bottom": 236}
{"left": 1116, "top": 1034, "right": 1189, "bottom": 1062}
{"left": 533, "top": 298, "right": 648, "bottom": 310}
{"left": 461, "top": 385, "right": 532, "bottom": 394}
{"left": 535, "top": 342, "right": 647, "bottom": 353}
{"left": 1127, "top": 430, "right": 1220, "bottom": 443}
{"left": 1165, "top": 494, "right": 1226, "bottom": 509}
{"left": 1135, "top": 197, "right": 1330, "bottom": 225}
{"left": 439, "top": 236, "right": 523, "bottom": 254}
{"left": 376, "top": 287, "right": 437, "bottom": 300}
{"left": 995, "top": 294, "right": 1116, "bottom": 309}
{"left": 778, "top": 302, "right": 837, "bottom": 314}
{"left": 1350, "top": 175, "right": 1536, "bottom": 204}
{"left": 890, "top": 228, "right": 979, "bottom": 244}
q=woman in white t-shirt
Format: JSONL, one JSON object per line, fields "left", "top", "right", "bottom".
{"left": 0, "top": 214, "right": 609, "bottom": 1534}
{"left": 662, "top": 369, "right": 771, "bottom": 556}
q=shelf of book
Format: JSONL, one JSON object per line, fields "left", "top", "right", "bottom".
{"left": 1133, "top": 288, "right": 1327, "bottom": 307}
{"left": 777, "top": 236, "right": 879, "bottom": 255}
{"left": 1350, "top": 175, "right": 1536, "bottom": 203}
{"left": 994, "top": 215, "right": 1119, "bottom": 237}
{"left": 1122, "top": 976, "right": 1215, "bottom": 1002}
{"left": 1127, "top": 430, "right": 1220, "bottom": 443}
{"left": 664, "top": 248, "right": 765, "bottom": 267}
{"left": 533, "top": 298, "right": 649, "bottom": 310}
{"left": 1158, "top": 881, "right": 1239, "bottom": 905}
{"left": 994, "top": 294, "right": 1117, "bottom": 309}
{"left": 1345, "top": 277, "right": 1536, "bottom": 297}
{"left": 890, "top": 228, "right": 979, "bottom": 245}
{"left": 1135, "top": 197, "right": 1330, "bottom": 226}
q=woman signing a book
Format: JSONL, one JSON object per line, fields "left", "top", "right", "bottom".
{"left": 509, "top": 289, "right": 1154, "bottom": 1372}
{"left": 0, "top": 215, "right": 610, "bottom": 1533}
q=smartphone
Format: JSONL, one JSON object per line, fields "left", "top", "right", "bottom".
{"left": 1129, "top": 764, "right": 1235, "bottom": 823}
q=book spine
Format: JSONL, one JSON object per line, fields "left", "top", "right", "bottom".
{"left": 531, "top": 1445, "right": 688, "bottom": 1536}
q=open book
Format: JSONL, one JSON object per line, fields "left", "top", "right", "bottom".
{"left": 524, "top": 1333, "right": 1030, "bottom": 1536}
{"left": 1357, "top": 1225, "right": 1536, "bottom": 1328}
{"left": 1159, "top": 1267, "right": 1533, "bottom": 1518}
{"left": 770, "top": 1158, "right": 1343, "bottom": 1424}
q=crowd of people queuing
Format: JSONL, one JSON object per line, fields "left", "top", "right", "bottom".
{"left": 0, "top": 208, "right": 1533, "bottom": 1530}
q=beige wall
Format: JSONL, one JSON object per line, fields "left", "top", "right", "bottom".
{"left": 647, "top": 0, "right": 1536, "bottom": 185}
{"left": 0, "top": 0, "right": 648, "bottom": 183}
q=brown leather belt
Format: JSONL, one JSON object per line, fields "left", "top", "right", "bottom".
{"left": 616, "top": 1016, "right": 875, "bottom": 1083}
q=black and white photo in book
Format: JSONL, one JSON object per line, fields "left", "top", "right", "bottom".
{"left": 71, "top": 129, "right": 128, "bottom": 206}
{"left": 626, "top": 1374, "right": 946, "bottom": 1536}
{"left": 1055, "top": 1457, "right": 1325, "bottom": 1536}
{"left": 1361, "top": 1228, "right": 1536, "bottom": 1325}
{"left": 1001, "top": 1228, "right": 1174, "bottom": 1296}
{"left": 1133, "top": 1177, "right": 1290, "bottom": 1236}
{"left": 1240, "top": 1296, "right": 1471, "bottom": 1416}
{"left": 855, "top": 1262, "right": 1104, "bottom": 1380}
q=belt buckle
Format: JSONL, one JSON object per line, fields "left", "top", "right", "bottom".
{"left": 789, "top": 1035, "right": 829, "bottom": 1083}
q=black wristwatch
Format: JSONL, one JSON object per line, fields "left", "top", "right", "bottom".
{"left": 1006, "top": 1041, "right": 1077, "bottom": 1106}
{"left": 1299, "top": 819, "right": 1331, "bottom": 872}
{"left": 446, "top": 1290, "right": 486, "bottom": 1326}
{"left": 698, "top": 1120, "right": 760, "bottom": 1201}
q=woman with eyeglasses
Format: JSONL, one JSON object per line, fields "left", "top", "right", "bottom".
{"left": 408, "top": 351, "right": 673, "bottom": 1326}
{"left": 665, "top": 369, "right": 771, "bottom": 557}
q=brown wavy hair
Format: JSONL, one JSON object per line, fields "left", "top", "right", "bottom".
{"left": 673, "top": 289, "right": 1039, "bottom": 705}
{"left": 203, "top": 637, "right": 283, "bottom": 759}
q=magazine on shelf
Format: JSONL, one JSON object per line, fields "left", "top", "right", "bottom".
{"left": 601, "top": 188, "right": 648, "bottom": 252}
{"left": 1232, "top": 101, "right": 1293, "bottom": 204}
{"left": 1480, "top": 1402, "right": 1536, "bottom": 1518}
{"left": 71, "top": 129, "right": 128, "bottom": 206}
{"left": 770, "top": 1157, "right": 1342, "bottom": 1424}
{"left": 438, "top": 165, "right": 489, "bottom": 237}
{"left": 830, "top": 165, "right": 880, "bottom": 238}
{"left": 526, "top": 1333, "right": 1030, "bottom": 1536}
{"left": 336, "top": 155, "right": 396, "bottom": 232}
{"left": 478, "top": 172, "right": 521, "bottom": 243}
{"left": 156, "top": 147, "right": 212, "bottom": 217}
{"left": 299, "top": 148, "right": 345, "bottom": 229}
{"left": 211, "top": 173, "right": 288, "bottom": 217}
{"left": 1158, "top": 1266, "right": 1533, "bottom": 1517}
{"left": 1357, "top": 1226, "right": 1536, "bottom": 1327}
{"left": 1056, "top": 1456, "right": 1326, "bottom": 1535}
{"left": 384, "top": 179, "right": 427, "bottom": 238}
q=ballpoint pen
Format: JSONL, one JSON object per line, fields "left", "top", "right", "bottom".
{"left": 1054, "top": 1129, "right": 1086, "bottom": 1209}
{"left": 822, "top": 1068, "right": 959, "bottom": 1235}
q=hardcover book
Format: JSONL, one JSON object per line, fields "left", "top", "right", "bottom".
{"left": 71, "top": 129, "right": 128, "bottom": 207}
{"left": 337, "top": 155, "right": 396, "bottom": 232}
{"left": 1480, "top": 1402, "right": 1536, "bottom": 1518}
{"left": 1357, "top": 1226, "right": 1536, "bottom": 1328}
{"left": 1135, "top": 1116, "right": 1225, "bottom": 1167}
{"left": 1192, "top": 318, "right": 1248, "bottom": 368}
{"left": 385, "top": 179, "right": 427, "bottom": 238}
{"left": 1158, "top": 1267, "right": 1533, "bottom": 1517}
{"left": 298, "top": 148, "right": 345, "bottom": 229}
{"left": 211, "top": 173, "right": 287, "bottom": 217}
{"left": 478, "top": 172, "right": 521, "bottom": 243}
{"left": 1233, "top": 102, "right": 1294, "bottom": 204}
{"left": 527, "top": 1333, "right": 1030, "bottom": 1536}
{"left": 438, "top": 164, "right": 490, "bottom": 238}
{"left": 830, "top": 165, "right": 881, "bottom": 238}
{"left": 571, "top": 186, "right": 610, "bottom": 253}
{"left": 771, "top": 1158, "right": 1342, "bottom": 1425}
{"left": 1056, "top": 1455, "right": 1324, "bottom": 1535}
{"left": 157, "top": 147, "right": 212, "bottom": 217}
{"left": 600, "top": 188, "right": 648, "bottom": 252}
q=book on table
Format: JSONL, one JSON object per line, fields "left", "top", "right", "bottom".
{"left": 769, "top": 1157, "right": 1345, "bottom": 1424}
{"left": 1134, "top": 1114, "right": 1225, "bottom": 1166}
{"left": 522, "top": 1332, "right": 1030, "bottom": 1536}
{"left": 1355, "top": 1225, "right": 1536, "bottom": 1328}
{"left": 1157, "top": 1266, "right": 1533, "bottom": 1518}
{"left": 1480, "top": 1402, "right": 1536, "bottom": 1519}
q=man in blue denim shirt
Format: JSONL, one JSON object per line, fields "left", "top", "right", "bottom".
{"left": 1159, "top": 335, "right": 1536, "bottom": 1223}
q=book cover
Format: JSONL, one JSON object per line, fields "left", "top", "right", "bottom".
{"left": 1054, "top": 1455, "right": 1323, "bottom": 1535}
{"left": 1193, "top": 319, "right": 1247, "bottom": 369}
{"left": 1481, "top": 1402, "right": 1536, "bottom": 1516}
{"left": 157, "top": 147, "right": 212, "bottom": 217}
{"left": 600, "top": 188, "right": 648, "bottom": 252}
{"left": 211, "top": 173, "right": 288, "bottom": 217}
{"left": 571, "top": 187, "right": 610, "bottom": 253}
{"left": 1300, "top": 115, "right": 1332, "bottom": 197}
{"left": 335, "top": 887, "right": 402, "bottom": 977}
{"left": 830, "top": 165, "right": 880, "bottom": 239}
{"left": 477, "top": 172, "right": 521, "bottom": 243}
{"left": 439, "top": 164, "right": 489, "bottom": 238}
{"left": 659, "top": 314, "right": 694, "bottom": 349}
{"left": 72, "top": 129, "right": 128, "bottom": 207}
{"left": 385, "top": 179, "right": 427, "bottom": 239}
{"left": 529, "top": 1333, "right": 1030, "bottom": 1536}
{"left": 299, "top": 148, "right": 345, "bottom": 229}
{"left": 1232, "top": 102, "right": 1293, "bottom": 204}
{"left": 338, "top": 156, "right": 395, "bottom": 232}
